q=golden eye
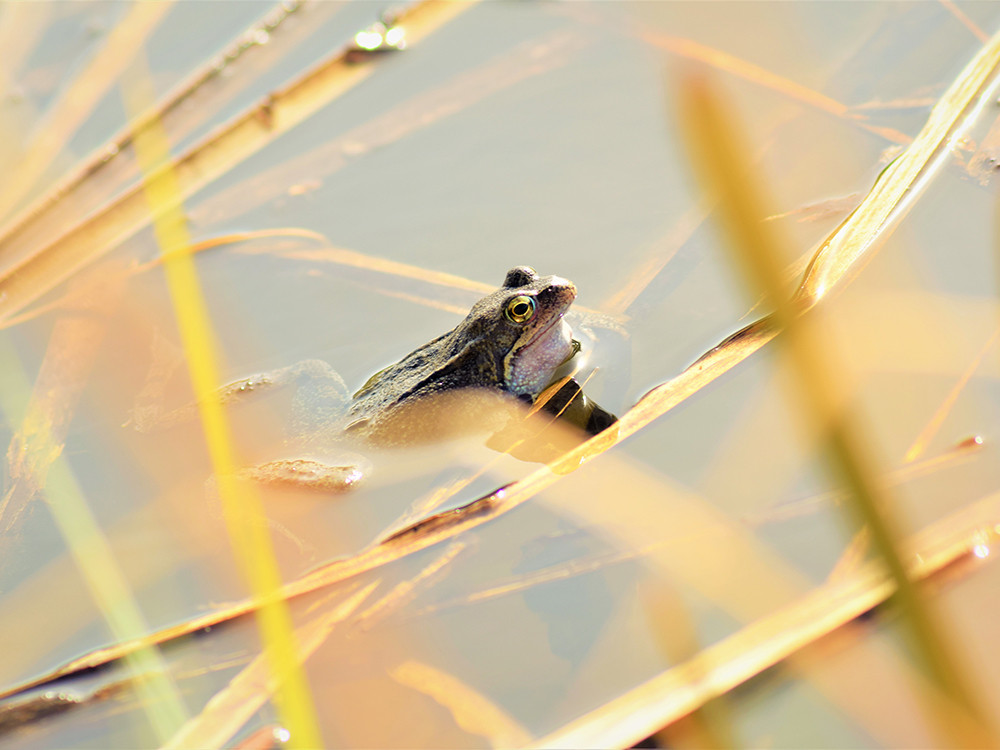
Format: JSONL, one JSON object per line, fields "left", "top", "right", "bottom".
{"left": 505, "top": 295, "right": 536, "bottom": 324}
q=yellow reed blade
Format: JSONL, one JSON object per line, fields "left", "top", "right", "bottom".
{"left": 677, "top": 68, "right": 995, "bottom": 747}
{"left": 795, "top": 30, "right": 1000, "bottom": 305}
{"left": 0, "top": 0, "right": 482, "bottom": 325}
{"left": 163, "top": 585, "right": 376, "bottom": 750}
{"left": 0, "top": 2, "right": 173, "bottom": 223}
{"left": 122, "top": 59, "right": 322, "bottom": 749}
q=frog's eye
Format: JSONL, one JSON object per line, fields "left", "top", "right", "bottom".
{"left": 505, "top": 295, "right": 536, "bottom": 324}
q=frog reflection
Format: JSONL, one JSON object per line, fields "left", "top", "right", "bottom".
{"left": 133, "top": 267, "right": 617, "bottom": 490}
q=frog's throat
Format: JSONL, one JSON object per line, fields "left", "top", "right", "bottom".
{"left": 503, "top": 314, "right": 571, "bottom": 397}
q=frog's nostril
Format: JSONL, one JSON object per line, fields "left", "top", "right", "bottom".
{"left": 555, "top": 279, "right": 577, "bottom": 300}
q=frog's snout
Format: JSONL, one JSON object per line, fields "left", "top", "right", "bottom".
{"left": 546, "top": 275, "right": 576, "bottom": 302}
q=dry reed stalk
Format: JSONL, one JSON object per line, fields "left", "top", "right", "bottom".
{"left": 390, "top": 660, "right": 533, "bottom": 748}
{"left": 0, "top": 2, "right": 174, "bottom": 226}
{"left": 237, "top": 243, "right": 608, "bottom": 318}
{"left": 0, "top": 264, "right": 127, "bottom": 534}
{"left": 532, "top": 489, "right": 1000, "bottom": 749}
{"left": 745, "top": 439, "right": 984, "bottom": 525}
{"left": 939, "top": 0, "right": 990, "bottom": 43}
{"left": 161, "top": 584, "right": 375, "bottom": 750}
{"left": 352, "top": 542, "right": 467, "bottom": 631}
{"left": 0, "top": 0, "right": 481, "bottom": 326}
{"left": 678, "top": 67, "right": 994, "bottom": 745}
{"left": 904, "top": 325, "right": 1000, "bottom": 462}
{"left": 796, "top": 32, "right": 1000, "bottom": 305}
{"left": 0, "top": 2, "right": 351, "bottom": 282}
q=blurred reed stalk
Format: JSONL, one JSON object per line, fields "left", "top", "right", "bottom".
{"left": 640, "top": 582, "right": 737, "bottom": 750}
{"left": 676, "top": 69, "right": 996, "bottom": 748}
{"left": 123, "top": 58, "right": 323, "bottom": 750}
{"left": 0, "top": 335, "right": 189, "bottom": 742}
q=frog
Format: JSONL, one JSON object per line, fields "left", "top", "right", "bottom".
{"left": 131, "top": 266, "right": 617, "bottom": 492}
{"left": 344, "top": 266, "right": 580, "bottom": 441}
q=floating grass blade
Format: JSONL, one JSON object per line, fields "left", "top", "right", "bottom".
{"left": 0, "top": 264, "right": 126, "bottom": 535}
{"left": 0, "top": 2, "right": 173, "bottom": 225}
{"left": 0, "top": 0, "right": 482, "bottom": 325}
{"left": 639, "top": 31, "right": 911, "bottom": 146}
{"left": 162, "top": 584, "right": 376, "bottom": 750}
{"left": 940, "top": 0, "right": 990, "bottom": 43}
{"left": 533, "top": 488, "right": 1000, "bottom": 749}
{"left": 2, "top": 230, "right": 613, "bottom": 331}
{"left": 795, "top": 30, "right": 1000, "bottom": 305}
{"left": 123, "top": 59, "right": 323, "bottom": 750}
{"left": 390, "top": 660, "right": 532, "bottom": 748}
{"left": 352, "top": 542, "right": 467, "bottom": 631}
{"left": 903, "top": 325, "right": 999, "bottom": 462}
{"left": 0, "top": 0, "right": 316, "bottom": 279}
{"left": 677, "top": 68, "right": 994, "bottom": 746}
{"left": 746, "top": 439, "right": 984, "bottom": 525}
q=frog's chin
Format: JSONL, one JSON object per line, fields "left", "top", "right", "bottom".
{"left": 506, "top": 316, "right": 575, "bottom": 397}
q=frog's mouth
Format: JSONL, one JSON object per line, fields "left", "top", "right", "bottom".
{"left": 522, "top": 313, "right": 574, "bottom": 358}
{"left": 526, "top": 312, "right": 563, "bottom": 346}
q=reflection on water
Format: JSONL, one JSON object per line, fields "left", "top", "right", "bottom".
{"left": 351, "top": 16, "right": 407, "bottom": 55}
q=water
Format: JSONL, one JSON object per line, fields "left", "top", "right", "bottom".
{"left": 2, "top": 1, "right": 1000, "bottom": 747}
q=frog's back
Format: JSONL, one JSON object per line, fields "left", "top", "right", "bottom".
{"left": 345, "top": 331, "right": 509, "bottom": 444}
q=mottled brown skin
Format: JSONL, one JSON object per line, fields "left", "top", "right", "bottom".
{"left": 342, "top": 266, "right": 577, "bottom": 444}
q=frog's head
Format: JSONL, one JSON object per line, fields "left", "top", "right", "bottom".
{"left": 463, "top": 266, "right": 577, "bottom": 398}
